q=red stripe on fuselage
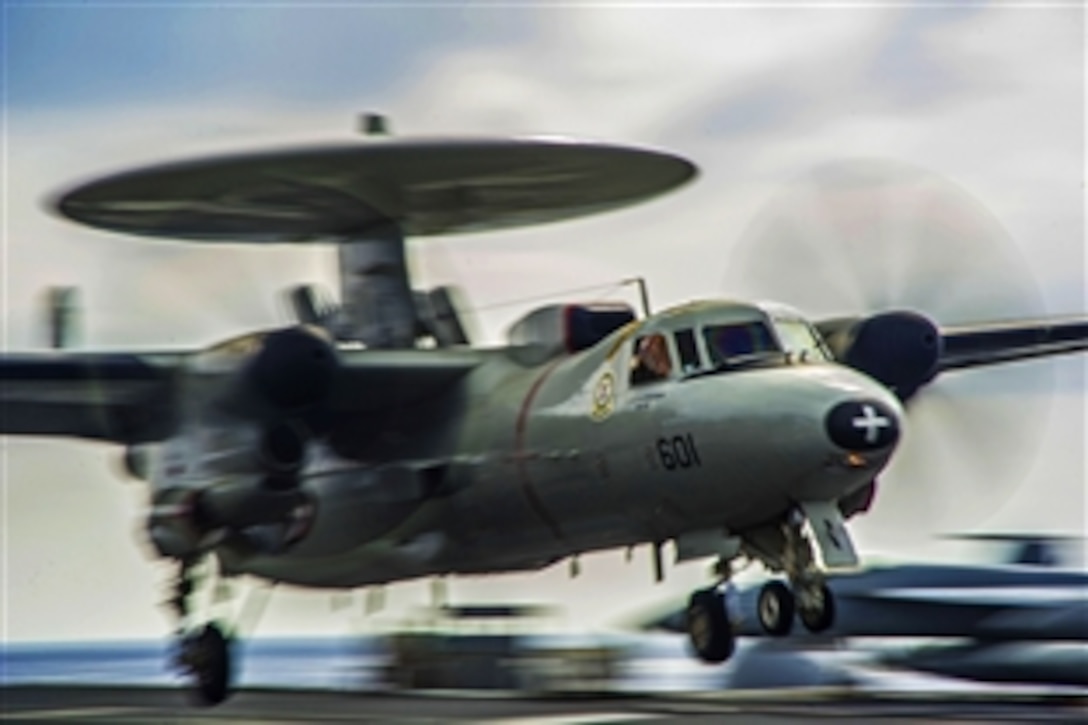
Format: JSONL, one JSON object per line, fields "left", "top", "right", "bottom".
{"left": 513, "top": 358, "right": 566, "bottom": 541}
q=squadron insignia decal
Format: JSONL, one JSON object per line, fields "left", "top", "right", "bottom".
{"left": 591, "top": 371, "right": 616, "bottom": 421}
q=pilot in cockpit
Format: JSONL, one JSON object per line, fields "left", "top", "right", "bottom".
{"left": 631, "top": 333, "right": 672, "bottom": 384}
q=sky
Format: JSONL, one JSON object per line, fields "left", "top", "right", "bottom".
{"left": 1, "top": 2, "right": 1085, "bottom": 642}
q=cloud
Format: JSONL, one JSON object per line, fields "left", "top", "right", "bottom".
{"left": 389, "top": 5, "right": 1083, "bottom": 316}
{"left": 6, "top": 4, "right": 532, "bottom": 110}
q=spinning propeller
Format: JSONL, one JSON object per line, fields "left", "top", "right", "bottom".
{"left": 723, "top": 160, "right": 1057, "bottom": 543}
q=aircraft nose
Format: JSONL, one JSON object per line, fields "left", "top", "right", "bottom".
{"left": 825, "top": 398, "right": 900, "bottom": 451}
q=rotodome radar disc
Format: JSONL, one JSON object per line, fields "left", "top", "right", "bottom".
{"left": 53, "top": 137, "right": 697, "bottom": 242}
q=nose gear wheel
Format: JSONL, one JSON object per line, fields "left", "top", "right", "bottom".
{"left": 757, "top": 580, "right": 795, "bottom": 636}
{"left": 798, "top": 581, "right": 836, "bottom": 633}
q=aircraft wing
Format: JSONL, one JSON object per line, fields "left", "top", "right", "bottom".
{"left": 1, "top": 344, "right": 481, "bottom": 444}
{"left": 976, "top": 601, "right": 1088, "bottom": 640}
{"left": 939, "top": 318, "right": 1088, "bottom": 372}
{"left": 0, "top": 352, "right": 184, "bottom": 443}
{"left": 329, "top": 348, "right": 482, "bottom": 411}
{"left": 864, "top": 584, "right": 1088, "bottom": 609}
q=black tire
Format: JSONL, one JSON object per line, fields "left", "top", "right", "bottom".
{"left": 186, "top": 623, "right": 233, "bottom": 706}
{"left": 686, "top": 588, "right": 735, "bottom": 663}
{"left": 799, "top": 582, "right": 836, "bottom": 633}
{"left": 757, "top": 580, "right": 795, "bottom": 636}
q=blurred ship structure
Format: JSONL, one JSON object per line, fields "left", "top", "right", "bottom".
{"left": 380, "top": 603, "right": 622, "bottom": 693}
{"left": 5, "top": 537, "right": 1083, "bottom": 696}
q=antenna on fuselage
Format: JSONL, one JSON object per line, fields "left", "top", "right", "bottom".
{"left": 624, "top": 277, "right": 652, "bottom": 317}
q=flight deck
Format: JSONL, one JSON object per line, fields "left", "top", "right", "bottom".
{"left": 4, "top": 686, "right": 1086, "bottom": 724}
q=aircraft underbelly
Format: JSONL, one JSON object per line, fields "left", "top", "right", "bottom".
{"left": 229, "top": 362, "right": 577, "bottom": 586}
{"left": 214, "top": 467, "right": 427, "bottom": 586}
{"left": 221, "top": 359, "right": 885, "bottom": 587}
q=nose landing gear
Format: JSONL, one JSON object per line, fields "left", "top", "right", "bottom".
{"left": 756, "top": 579, "right": 795, "bottom": 635}
{"left": 754, "top": 513, "right": 838, "bottom": 636}
{"left": 756, "top": 578, "right": 835, "bottom": 635}
{"left": 683, "top": 501, "right": 852, "bottom": 666}
{"left": 798, "top": 580, "right": 835, "bottom": 632}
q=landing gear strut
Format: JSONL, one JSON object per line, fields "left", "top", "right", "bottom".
{"left": 169, "top": 558, "right": 235, "bottom": 706}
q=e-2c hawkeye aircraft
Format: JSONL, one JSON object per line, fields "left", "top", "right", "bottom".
{"left": 3, "top": 128, "right": 1086, "bottom": 705}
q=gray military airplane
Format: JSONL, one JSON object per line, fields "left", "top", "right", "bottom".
{"left": 3, "top": 129, "right": 1087, "bottom": 705}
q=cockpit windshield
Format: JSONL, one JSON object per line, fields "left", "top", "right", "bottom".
{"left": 773, "top": 318, "right": 830, "bottom": 362}
{"left": 703, "top": 321, "right": 780, "bottom": 367}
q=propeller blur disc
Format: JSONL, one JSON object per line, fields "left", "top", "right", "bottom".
{"left": 725, "top": 160, "right": 1043, "bottom": 322}
{"left": 724, "top": 159, "right": 1053, "bottom": 545}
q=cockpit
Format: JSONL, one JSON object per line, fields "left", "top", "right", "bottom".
{"left": 628, "top": 301, "right": 829, "bottom": 386}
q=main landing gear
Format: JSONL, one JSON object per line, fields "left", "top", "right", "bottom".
{"left": 756, "top": 577, "right": 835, "bottom": 636}
{"left": 686, "top": 507, "right": 847, "bottom": 664}
{"left": 686, "top": 587, "right": 734, "bottom": 663}
{"left": 168, "top": 559, "right": 234, "bottom": 706}
{"left": 177, "top": 623, "right": 232, "bottom": 706}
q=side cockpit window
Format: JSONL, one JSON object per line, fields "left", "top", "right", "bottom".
{"left": 630, "top": 333, "right": 672, "bottom": 385}
{"left": 675, "top": 328, "right": 701, "bottom": 374}
{"left": 703, "top": 321, "right": 778, "bottom": 367}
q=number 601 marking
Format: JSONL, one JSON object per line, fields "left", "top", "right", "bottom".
{"left": 656, "top": 434, "right": 702, "bottom": 471}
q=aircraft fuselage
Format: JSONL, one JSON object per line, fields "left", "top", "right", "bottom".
{"left": 188, "top": 301, "right": 902, "bottom": 588}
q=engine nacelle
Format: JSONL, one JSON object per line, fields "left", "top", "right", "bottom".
{"left": 146, "top": 488, "right": 207, "bottom": 558}
{"left": 256, "top": 421, "right": 308, "bottom": 490}
{"left": 195, "top": 325, "right": 342, "bottom": 428}
{"left": 817, "top": 311, "right": 942, "bottom": 400}
{"left": 194, "top": 475, "right": 309, "bottom": 530}
{"left": 147, "top": 476, "right": 313, "bottom": 559}
{"left": 247, "top": 326, "right": 338, "bottom": 411}
{"left": 146, "top": 327, "right": 336, "bottom": 559}
{"left": 145, "top": 422, "right": 314, "bottom": 559}
{"left": 190, "top": 422, "right": 310, "bottom": 528}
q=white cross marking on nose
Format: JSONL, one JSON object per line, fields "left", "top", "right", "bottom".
{"left": 852, "top": 404, "right": 891, "bottom": 444}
